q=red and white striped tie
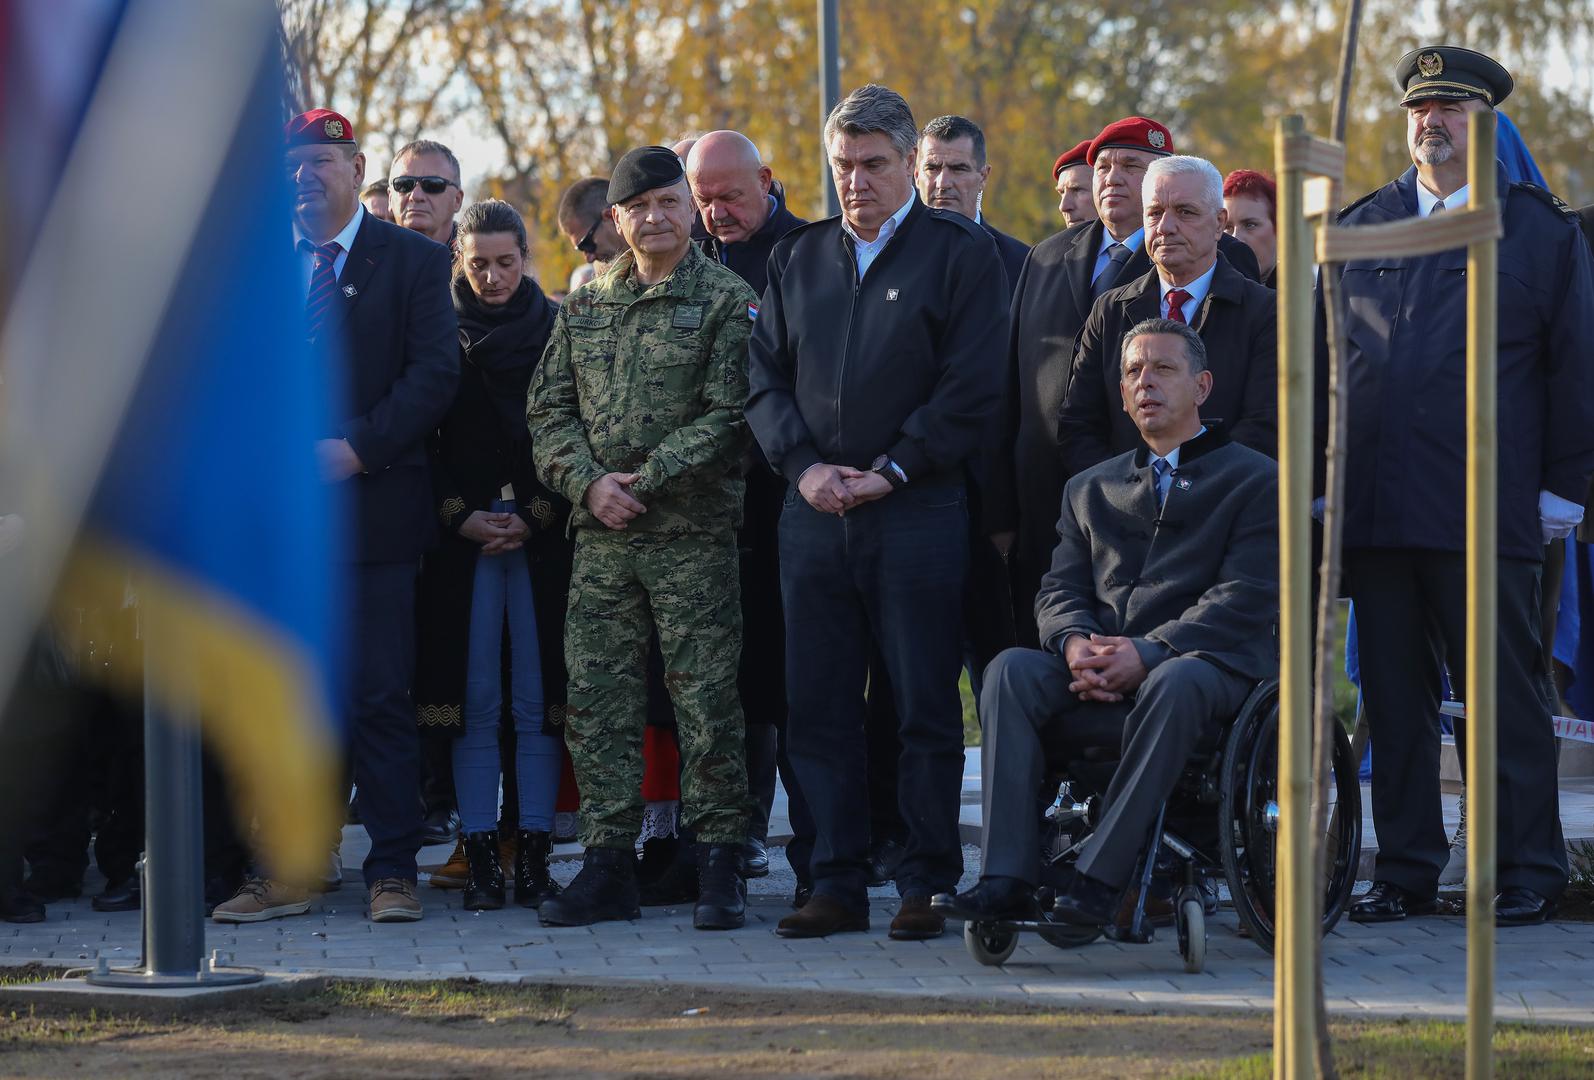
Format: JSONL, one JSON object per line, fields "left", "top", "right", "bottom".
{"left": 304, "top": 240, "right": 342, "bottom": 342}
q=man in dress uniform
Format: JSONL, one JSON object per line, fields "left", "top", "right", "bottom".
{"left": 1331, "top": 47, "right": 1594, "bottom": 926}
{"left": 747, "top": 85, "right": 1008, "bottom": 941}
{"left": 685, "top": 129, "right": 811, "bottom": 886}
{"left": 1053, "top": 140, "right": 1096, "bottom": 228}
{"left": 527, "top": 146, "right": 758, "bottom": 932}
{"left": 984, "top": 117, "right": 1261, "bottom": 648}
{"left": 1058, "top": 154, "right": 1276, "bottom": 475}
{"left": 215, "top": 109, "right": 458, "bottom": 924}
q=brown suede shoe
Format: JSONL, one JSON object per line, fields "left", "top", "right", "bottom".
{"left": 889, "top": 895, "right": 945, "bottom": 941}
{"left": 775, "top": 894, "right": 869, "bottom": 938}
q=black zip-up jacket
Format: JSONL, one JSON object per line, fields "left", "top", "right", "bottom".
{"left": 746, "top": 197, "right": 1009, "bottom": 486}
{"left": 701, "top": 184, "right": 807, "bottom": 297}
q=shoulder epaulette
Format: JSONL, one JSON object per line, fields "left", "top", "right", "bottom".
{"left": 924, "top": 206, "right": 989, "bottom": 241}
{"left": 1512, "top": 182, "right": 1578, "bottom": 222}
{"left": 1336, "top": 188, "right": 1380, "bottom": 221}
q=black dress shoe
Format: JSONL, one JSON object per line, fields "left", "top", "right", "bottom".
{"left": 931, "top": 876, "right": 1038, "bottom": 922}
{"left": 0, "top": 885, "right": 45, "bottom": 924}
{"left": 1051, "top": 871, "right": 1118, "bottom": 928}
{"left": 1348, "top": 881, "right": 1438, "bottom": 924}
{"left": 741, "top": 838, "right": 770, "bottom": 879}
{"left": 92, "top": 876, "right": 141, "bottom": 912}
{"left": 421, "top": 808, "right": 461, "bottom": 847}
{"left": 792, "top": 883, "right": 813, "bottom": 910}
{"left": 866, "top": 838, "right": 906, "bottom": 887}
{"left": 1496, "top": 886, "right": 1556, "bottom": 926}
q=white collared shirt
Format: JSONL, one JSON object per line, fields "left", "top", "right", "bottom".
{"left": 294, "top": 203, "right": 364, "bottom": 297}
{"left": 1158, "top": 260, "right": 1217, "bottom": 323}
{"left": 1416, "top": 180, "right": 1469, "bottom": 217}
{"left": 843, "top": 192, "right": 915, "bottom": 279}
{"left": 1093, "top": 227, "right": 1145, "bottom": 283}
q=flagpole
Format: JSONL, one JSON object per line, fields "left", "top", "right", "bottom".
{"left": 817, "top": 0, "right": 840, "bottom": 217}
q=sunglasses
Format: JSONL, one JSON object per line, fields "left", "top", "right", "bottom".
{"left": 575, "top": 214, "right": 605, "bottom": 255}
{"left": 390, "top": 174, "right": 458, "bottom": 195}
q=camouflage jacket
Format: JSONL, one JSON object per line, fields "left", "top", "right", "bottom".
{"left": 527, "top": 243, "right": 757, "bottom": 534}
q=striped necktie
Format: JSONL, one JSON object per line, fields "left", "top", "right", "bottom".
{"left": 304, "top": 240, "right": 342, "bottom": 342}
{"left": 1152, "top": 457, "right": 1172, "bottom": 506}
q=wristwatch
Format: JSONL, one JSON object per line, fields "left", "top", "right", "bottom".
{"left": 870, "top": 454, "right": 907, "bottom": 488}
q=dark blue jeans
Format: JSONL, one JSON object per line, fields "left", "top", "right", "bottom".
{"left": 779, "top": 483, "right": 970, "bottom": 904}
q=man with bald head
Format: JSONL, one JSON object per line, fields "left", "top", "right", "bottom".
{"left": 686, "top": 129, "right": 810, "bottom": 889}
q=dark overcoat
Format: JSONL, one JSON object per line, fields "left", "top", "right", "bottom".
{"left": 1056, "top": 251, "right": 1277, "bottom": 476}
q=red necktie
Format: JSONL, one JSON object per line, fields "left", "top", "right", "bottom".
{"left": 304, "top": 240, "right": 342, "bottom": 342}
{"left": 1165, "top": 287, "right": 1191, "bottom": 324}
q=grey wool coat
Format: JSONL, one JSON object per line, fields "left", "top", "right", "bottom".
{"left": 1034, "top": 429, "right": 1279, "bottom": 682}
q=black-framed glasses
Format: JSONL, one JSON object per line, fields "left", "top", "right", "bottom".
{"left": 390, "top": 174, "right": 458, "bottom": 195}
{"left": 575, "top": 214, "right": 604, "bottom": 255}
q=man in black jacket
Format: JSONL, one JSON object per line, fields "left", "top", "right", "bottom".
{"left": 936, "top": 320, "right": 1276, "bottom": 928}
{"left": 986, "top": 118, "right": 1261, "bottom": 648}
{"left": 215, "top": 109, "right": 458, "bottom": 926}
{"left": 686, "top": 130, "right": 812, "bottom": 888}
{"left": 747, "top": 84, "right": 1008, "bottom": 941}
{"left": 1058, "top": 154, "right": 1276, "bottom": 475}
{"left": 914, "top": 114, "right": 1028, "bottom": 293}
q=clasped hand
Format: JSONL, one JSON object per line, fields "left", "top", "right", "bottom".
{"left": 458, "top": 510, "right": 529, "bottom": 554}
{"left": 798, "top": 464, "right": 892, "bottom": 516}
{"left": 1064, "top": 633, "right": 1148, "bottom": 702}
{"left": 585, "top": 472, "right": 646, "bottom": 530}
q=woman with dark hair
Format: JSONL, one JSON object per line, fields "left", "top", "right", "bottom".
{"left": 1222, "top": 169, "right": 1278, "bottom": 288}
{"left": 414, "top": 198, "right": 570, "bottom": 911}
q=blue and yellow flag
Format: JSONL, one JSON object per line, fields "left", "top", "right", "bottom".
{"left": 1, "top": 1, "right": 342, "bottom": 884}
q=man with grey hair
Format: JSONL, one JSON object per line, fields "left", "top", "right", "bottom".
{"left": 935, "top": 319, "right": 1277, "bottom": 931}
{"left": 747, "top": 84, "right": 1008, "bottom": 941}
{"left": 915, "top": 114, "right": 1028, "bottom": 290}
{"left": 1058, "top": 154, "right": 1276, "bottom": 476}
{"left": 390, "top": 138, "right": 465, "bottom": 250}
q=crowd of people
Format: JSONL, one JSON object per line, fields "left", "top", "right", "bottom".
{"left": 3, "top": 42, "right": 1594, "bottom": 947}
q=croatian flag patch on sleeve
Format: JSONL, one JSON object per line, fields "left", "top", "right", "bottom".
{"left": 747, "top": 302, "right": 759, "bottom": 321}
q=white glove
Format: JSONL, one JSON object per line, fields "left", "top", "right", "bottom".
{"left": 1539, "top": 489, "right": 1583, "bottom": 545}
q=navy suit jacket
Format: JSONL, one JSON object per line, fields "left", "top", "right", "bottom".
{"left": 319, "top": 212, "right": 460, "bottom": 563}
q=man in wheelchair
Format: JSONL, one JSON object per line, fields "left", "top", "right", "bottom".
{"left": 936, "top": 318, "right": 1277, "bottom": 931}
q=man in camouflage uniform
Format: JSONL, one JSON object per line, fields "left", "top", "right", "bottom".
{"left": 527, "top": 145, "right": 758, "bottom": 931}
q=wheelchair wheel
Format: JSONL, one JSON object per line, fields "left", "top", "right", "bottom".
{"left": 1176, "top": 891, "right": 1205, "bottom": 974}
{"left": 1218, "top": 682, "right": 1362, "bottom": 953}
{"left": 964, "top": 920, "right": 1018, "bottom": 966}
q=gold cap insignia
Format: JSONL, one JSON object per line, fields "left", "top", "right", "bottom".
{"left": 1147, "top": 129, "right": 1167, "bottom": 149}
{"left": 1417, "top": 52, "right": 1444, "bottom": 78}
{"left": 323, "top": 118, "right": 345, "bottom": 140}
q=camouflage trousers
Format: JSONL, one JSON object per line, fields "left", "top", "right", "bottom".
{"left": 564, "top": 526, "right": 748, "bottom": 849}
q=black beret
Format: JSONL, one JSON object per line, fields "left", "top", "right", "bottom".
{"left": 606, "top": 145, "right": 685, "bottom": 206}
{"left": 1396, "top": 45, "right": 1513, "bottom": 108}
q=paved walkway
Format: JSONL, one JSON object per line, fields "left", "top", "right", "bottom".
{"left": 5, "top": 750, "right": 1594, "bottom": 1025}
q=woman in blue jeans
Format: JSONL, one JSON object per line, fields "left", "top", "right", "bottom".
{"left": 413, "top": 199, "right": 572, "bottom": 910}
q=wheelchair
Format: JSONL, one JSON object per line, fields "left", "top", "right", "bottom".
{"left": 960, "top": 679, "right": 1362, "bottom": 973}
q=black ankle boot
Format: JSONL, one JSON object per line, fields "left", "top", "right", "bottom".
{"left": 693, "top": 843, "right": 746, "bottom": 930}
{"left": 514, "top": 830, "right": 560, "bottom": 909}
{"left": 462, "top": 830, "right": 505, "bottom": 911}
{"left": 538, "top": 846, "right": 640, "bottom": 927}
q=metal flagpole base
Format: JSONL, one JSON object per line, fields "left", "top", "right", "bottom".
{"left": 84, "top": 950, "right": 263, "bottom": 989}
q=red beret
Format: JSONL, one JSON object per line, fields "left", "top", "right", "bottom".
{"left": 1052, "top": 139, "right": 1092, "bottom": 179}
{"left": 1086, "top": 116, "right": 1174, "bottom": 166}
{"left": 285, "top": 108, "right": 355, "bottom": 148}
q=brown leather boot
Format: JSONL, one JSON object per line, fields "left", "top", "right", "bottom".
{"left": 775, "top": 894, "right": 869, "bottom": 938}
{"left": 888, "top": 895, "right": 945, "bottom": 940}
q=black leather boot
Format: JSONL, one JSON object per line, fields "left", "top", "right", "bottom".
{"left": 538, "top": 846, "right": 640, "bottom": 926}
{"left": 461, "top": 830, "right": 505, "bottom": 911}
{"left": 514, "top": 830, "right": 561, "bottom": 909}
{"left": 693, "top": 843, "right": 746, "bottom": 930}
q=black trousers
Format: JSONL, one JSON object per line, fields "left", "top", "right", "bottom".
{"left": 780, "top": 484, "right": 969, "bottom": 903}
{"left": 346, "top": 561, "right": 424, "bottom": 886}
{"left": 1347, "top": 547, "right": 1567, "bottom": 899}
{"left": 978, "top": 647, "right": 1251, "bottom": 890}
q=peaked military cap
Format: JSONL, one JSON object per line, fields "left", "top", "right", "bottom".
{"left": 607, "top": 145, "right": 686, "bottom": 205}
{"left": 1396, "top": 46, "right": 1513, "bottom": 108}
{"left": 285, "top": 108, "right": 356, "bottom": 147}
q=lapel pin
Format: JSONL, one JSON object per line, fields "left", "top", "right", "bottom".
{"left": 886, "top": 288, "right": 899, "bottom": 301}
{"left": 342, "top": 284, "right": 358, "bottom": 298}
{"left": 1175, "top": 476, "right": 1192, "bottom": 491}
